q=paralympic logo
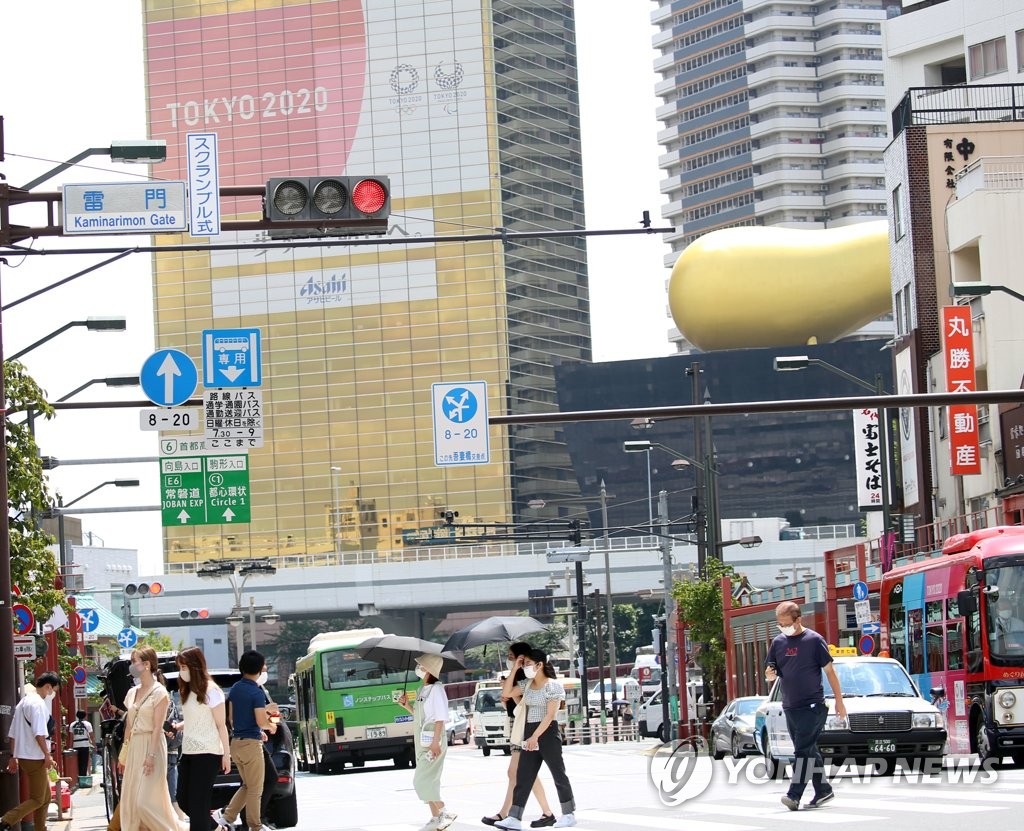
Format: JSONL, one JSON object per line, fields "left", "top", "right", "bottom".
{"left": 647, "top": 737, "right": 715, "bottom": 806}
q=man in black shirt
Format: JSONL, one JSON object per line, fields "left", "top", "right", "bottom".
{"left": 765, "top": 601, "right": 847, "bottom": 811}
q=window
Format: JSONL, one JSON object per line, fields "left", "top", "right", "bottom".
{"left": 1017, "top": 30, "right": 1024, "bottom": 71}
{"left": 968, "top": 37, "right": 1007, "bottom": 79}
{"left": 892, "top": 184, "right": 904, "bottom": 240}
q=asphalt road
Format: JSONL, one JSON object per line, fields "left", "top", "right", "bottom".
{"left": 292, "top": 738, "right": 1024, "bottom": 831}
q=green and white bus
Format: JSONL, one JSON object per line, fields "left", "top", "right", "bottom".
{"left": 293, "top": 628, "right": 416, "bottom": 773}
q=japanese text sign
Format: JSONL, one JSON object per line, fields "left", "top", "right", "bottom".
{"left": 186, "top": 133, "right": 221, "bottom": 236}
{"left": 852, "top": 408, "right": 883, "bottom": 510}
{"left": 941, "top": 306, "right": 981, "bottom": 475}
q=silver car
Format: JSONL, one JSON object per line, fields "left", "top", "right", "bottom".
{"left": 446, "top": 708, "right": 470, "bottom": 746}
{"left": 710, "top": 696, "right": 765, "bottom": 759}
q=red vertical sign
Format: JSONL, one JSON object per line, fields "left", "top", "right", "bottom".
{"left": 941, "top": 306, "right": 981, "bottom": 475}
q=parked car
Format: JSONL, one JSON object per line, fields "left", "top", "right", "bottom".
{"left": 638, "top": 690, "right": 663, "bottom": 739}
{"left": 709, "top": 696, "right": 765, "bottom": 759}
{"left": 100, "top": 654, "right": 298, "bottom": 827}
{"left": 755, "top": 656, "right": 946, "bottom": 777}
{"left": 445, "top": 708, "right": 470, "bottom": 745}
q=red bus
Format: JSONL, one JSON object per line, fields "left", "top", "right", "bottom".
{"left": 881, "top": 525, "right": 1024, "bottom": 763}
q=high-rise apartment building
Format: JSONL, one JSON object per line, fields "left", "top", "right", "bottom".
{"left": 651, "top": 0, "right": 900, "bottom": 349}
{"left": 141, "top": 0, "right": 589, "bottom": 567}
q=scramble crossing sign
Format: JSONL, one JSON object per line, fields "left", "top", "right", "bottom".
{"left": 161, "top": 454, "right": 250, "bottom": 526}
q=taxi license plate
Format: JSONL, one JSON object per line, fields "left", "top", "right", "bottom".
{"left": 367, "top": 727, "right": 387, "bottom": 740}
{"left": 869, "top": 739, "right": 896, "bottom": 754}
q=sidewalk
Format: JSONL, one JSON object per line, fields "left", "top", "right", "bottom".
{"left": 49, "top": 782, "right": 107, "bottom": 831}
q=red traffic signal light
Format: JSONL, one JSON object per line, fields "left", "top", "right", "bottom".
{"left": 179, "top": 609, "right": 210, "bottom": 620}
{"left": 264, "top": 175, "right": 390, "bottom": 239}
{"left": 125, "top": 582, "right": 162, "bottom": 597}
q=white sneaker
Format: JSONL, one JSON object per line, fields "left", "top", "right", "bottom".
{"left": 553, "top": 815, "right": 576, "bottom": 828}
{"left": 495, "top": 818, "right": 523, "bottom": 830}
{"left": 436, "top": 810, "right": 457, "bottom": 830}
{"left": 211, "top": 810, "right": 232, "bottom": 831}
{"left": 418, "top": 817, "right": 441, "bottom": 831}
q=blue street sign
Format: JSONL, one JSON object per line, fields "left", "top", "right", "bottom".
{"left": 853, "top": 581, "right": 869, "bottom": 602}
{"left": 141, "top": 349, "right": 199, "bottom": 407}
{"left": 72, "top": 666, "right": 87, "bottom": 684}
{"left": 117, "top": 628, "right": 138, "bottom": 650}
{"left": 79, "top": 608, "right": 100, "bottom": 633}
{"left": 203, "top": 328, "right": 262, "bottom": 388}
{"left": 859, "top": 634, "right": 876, "bottom": 655}
{"left": 861, "top": 622, "right": 881, "bottom": 635}
{"left": 432, "top": 381, "right": 489, "bottom": 466}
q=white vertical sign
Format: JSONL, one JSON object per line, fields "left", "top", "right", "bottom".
{"left": 432, "top": 381, "right": 489, "bottom": 466}
{"left": 852, "top": 407, "right": 882, "bottom": 510}
{"left": 895, "top": 347, "right": 920, "bottom": 508}
{"left": 186, "top": 132, "right": 221, "bottom": 236}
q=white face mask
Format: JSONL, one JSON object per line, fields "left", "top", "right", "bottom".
{"left": 506, "top": 659, "right": 515, "bottom": 670}
{"left": 179, "top": 668, "right": 191, "bottom": 683}
{"left": 129, "top": 663, "right": 144, "bottom": 678}
{"left": 778, "top": 624, "right": 798, "bottom": 637}
{"left": 415, "top": 666, "right": 428, "bottom": 679}
{"left": 523, "top": 665, "right": 538, "bottom": 679}
{"left": 44, "top": 691, "right": 56, "bottom": 705}
{"left": 257, "top": 672, "right": 268, "bottom": 687}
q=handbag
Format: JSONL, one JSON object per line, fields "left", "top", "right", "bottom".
{"left": 419, "top": 729, "right": 436, "bottom": 747}
{"left": 509, "top": 699, "right": 526, "bottom": 747}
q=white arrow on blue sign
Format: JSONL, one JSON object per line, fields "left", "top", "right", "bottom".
{"left": 202, "top": 329, "right": 261, "bottom": 388}
{"left": 853, "top": 581, "right": 870, "bottom": 602}
{"left": 141, "top": 349, "right": 199, "bottom": 407}
{"left": 860, "top": 622, "right": 881, "bottom": 634}
{"left": 79, "top": 609, "right": 100, "bottom": 633}
{"left": 117, "top": 628, "right": 138, "bottom": 649}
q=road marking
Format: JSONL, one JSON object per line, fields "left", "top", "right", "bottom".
{"left": 682, "top": 803, "right": 885, "bottom": 824}
{"left": 873, "top": 788, "right": 1024, "bottom": 804}
{"left": 582, "top": 809, "right": 757, "bottom": 831}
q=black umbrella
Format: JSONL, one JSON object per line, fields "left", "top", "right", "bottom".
{"left": 355, "top": 634, "right": 464, "bottom": 674}
{"left": 442, "top": 615, "right": 547, "bottom": 653}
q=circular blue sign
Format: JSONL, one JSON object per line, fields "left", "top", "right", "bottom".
{"left": 72, "top": 667, "right": 86, "bottom": 684}
{"left": 853, "top": 581, "right": 869, "bottom": 602}
{"left": 117, "top": 628, "right": 139, "bottom": 650}
{"left": 859, "top": 634, "right": 875, "bottom": 655}
{"left": 441, "top": 387, "right": 478, "bottom": 423}
{"left": 140, "top": 349, "right": 198, "bottom": 407}
{"left": 80, "top": 609, "right": 100, "bottom": 633}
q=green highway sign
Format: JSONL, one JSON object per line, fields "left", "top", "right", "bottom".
{"left": 161, "top": 455, "right": 250, "bottom": 526}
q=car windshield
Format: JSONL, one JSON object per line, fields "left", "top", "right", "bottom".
{"left": 320, "top": 649, "right": 407, "bottom": 690}
{"left": 824, "top": 662, "right": 918, "bottom": 697}
{"left": 984, "top": 564, "right": 1024, "bottom": 660}
{"left": 474, "top": 690, "right": 504, "bottom": 712}
{"left": 734, "top": 699, "right": 761, "bottom": 716}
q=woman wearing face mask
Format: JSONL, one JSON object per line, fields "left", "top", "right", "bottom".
{"left": 175, "top": 647, "right": 231, "bottom": 831}
{"left": 396, "top": 655, "right": 456, "bottom": 831}
{"left": 117, "top": 646, "right": 183, "bottom": 831}
{"left": 483, "top": 643, "right": 554, "bottom": 827}
{"left": 495, "top": 650, "right": 576, "bottom": 830}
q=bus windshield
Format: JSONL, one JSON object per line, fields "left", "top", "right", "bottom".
{"left": 985, "top": 564, "right": 1024, "bottom": 660}
{"left": 320, "top": 649, "right": 408, "bottom": 690}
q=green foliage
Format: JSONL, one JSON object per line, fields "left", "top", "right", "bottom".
{"left": 5, "top": 361, "right": 69, "bottom": 667}
{"left": 461, "top": 621, "right": 569, "bottom": 673}
{"left": 672, "top": 559, "right": 738, "bottom": 712}
{"left": 261, "top": 616, "right": 361, "bottom": 679}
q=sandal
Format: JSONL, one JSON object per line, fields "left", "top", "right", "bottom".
{"left": 482, "top": 815, "right": 506, "bottom": 826}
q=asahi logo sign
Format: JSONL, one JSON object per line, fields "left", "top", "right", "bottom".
{"left": 299, "top": 272, "right": 348, "bottom": 305}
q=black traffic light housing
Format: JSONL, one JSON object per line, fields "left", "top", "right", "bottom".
{"left": 125, "top": 583, "right": 163, "bottom": 597}
{"left": 179, "top": 609, "right": 210, "bottom": 620}
{"left": 528, "top": 589, "right": 554, "bottom": 624}
{"left": 264, "top": 175, "right": 390, "bottom": 239}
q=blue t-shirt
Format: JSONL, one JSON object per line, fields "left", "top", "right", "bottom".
{"left": 766, "top": 629, "right": 832, "bottom": 710}
{"left": 228, "top": 678, "right": 266, "bottom": 740}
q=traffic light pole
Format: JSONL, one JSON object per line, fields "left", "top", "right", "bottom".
{"left": 576, "top": 559, "right": 590, "bottom": 744}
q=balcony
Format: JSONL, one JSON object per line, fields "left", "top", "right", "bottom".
{"left": 892, "top": 83, "right": 1024, "bottom": 135}
{"left": 749, "top": 115, "right": 820, "bottom": 138}
{"left": 748, "top": 90, "right": 819, "bottom": 112}
{"left": 747, "top": 64, "right": 817, "bottom": 87}
{"left": 954, "top": 157, "right": 1024, "bottom": 199}
{"left": 819, "top": 107, "right": 886, "bottom": 130}
{"left": 743, "top": 15, "right": 814, "bottom": 38}
{"left": 751, "top": 142, "right": 824, "bottom": 163}
{"left": 753, "top": 168, "right": 823, "bottom": 188}
{"left": 754, "top": 193, "right": 825, "bottom": 215}
{"left": 745, "top": 40, "right": 816, "bottom": 63}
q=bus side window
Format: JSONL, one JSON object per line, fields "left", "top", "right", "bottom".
{"left": 966, "top": 590, "right": 983, "bottom": 673}
{"left": 889, "top": 603, "right": 907, "bottom": 669}
{"left": 947, "top": 621, "right": 964, "bottom": 671}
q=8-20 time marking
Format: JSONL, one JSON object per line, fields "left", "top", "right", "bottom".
{"left": 443, "top": 428, "right": 479, "bottom": 440}
{"left": 140, "top": 408, "right": 201, "bottom": 433}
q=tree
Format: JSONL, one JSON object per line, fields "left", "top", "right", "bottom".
{"left": 672, "top": 559, "right": 738, "bottom": 713}
{"left": 5, "top": 361, "right": 70, "bottom": 672}
{"left": 261, "top": 616, "right": 360, "bottom": 682}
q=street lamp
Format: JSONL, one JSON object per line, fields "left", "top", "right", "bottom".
{"left": 951, "top": 281, "right": 1024, "bottom": 303}
{"left": 56, "top": 375, "right": 139, "bottom": 403}
{"left": 622, "top": 441, "right": 655, "bottom": 531}
{"left": 54, "top": 479, "right": 140, "bottom": 574}
{"left": 7, "top": 317, "right": 128, "bottom": 362}
{"left": 774, "top": 355, "right": 893, "bottom": 539}
{"left": 199, "top": 559, "right": 277, "bottom": 657}
{"left": 19, "top": 140, "right": 168, "bottom": 191}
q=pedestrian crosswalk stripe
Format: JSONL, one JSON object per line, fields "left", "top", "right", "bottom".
{"left": 581, "top": 809, "right": 757, "bottom": 831}
{"left": 840, "top": 799, "right": 998, "bottom": 814}
{"left": 871, "top": 788, "right": 1024, "bottom": 804}
{"left": 682, "top": 803, "right": 885, "bottom": 824}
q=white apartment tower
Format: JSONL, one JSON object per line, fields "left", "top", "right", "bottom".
{"left": 652, "top": 0, "right": 901, "bottom": 348}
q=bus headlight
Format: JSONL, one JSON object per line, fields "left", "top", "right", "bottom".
{"left": 999, "top": 691, "right": 1017, "bottom": 710}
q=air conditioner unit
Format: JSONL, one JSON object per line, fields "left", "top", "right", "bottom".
{"left": 875, "top": 178, "right": 885, "bottom": 186}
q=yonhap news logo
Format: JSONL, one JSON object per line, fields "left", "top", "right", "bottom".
{"left": 647, "top": 737, "right": 714, "bottom": 806}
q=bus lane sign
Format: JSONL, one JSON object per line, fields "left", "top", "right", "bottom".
{"left": 161, "top": 454, "right": 250, "bottom": 526}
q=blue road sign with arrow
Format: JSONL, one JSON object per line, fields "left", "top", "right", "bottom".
{"left": 141, "top": 349, "right": 198, "bottom": 407}
{"left": 117, "top": 628, "right": 138, "bottom": 650}
{"left": 861, "top": 622, "right": 881, "bottom": 634}
{"left": 79, "top": 609, "right": 100, "bottom": 633}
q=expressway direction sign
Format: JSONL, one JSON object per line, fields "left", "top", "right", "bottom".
{"left": 63, "top": 182, "right": 187, "bottom": 235}
{"left": 161, "top": 454, "right": 250, "bottom": 526}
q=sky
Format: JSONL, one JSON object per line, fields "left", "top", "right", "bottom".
{"left": 0, "top": 1, "right": 673, "bottom": 575}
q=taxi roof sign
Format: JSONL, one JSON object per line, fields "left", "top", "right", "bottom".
{"left": 828, "top": 645, "right": 858, "bottom": 656}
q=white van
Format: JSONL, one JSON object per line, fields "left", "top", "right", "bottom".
{"left": 588, "top": 677, "right": 641, "bottom": 717}
{"left": 471, "top": 679, "right": 512, "bottom": 757}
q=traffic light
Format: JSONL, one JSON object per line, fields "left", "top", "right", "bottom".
{"left": 264, "top": 175, "right": 390, "bottom": 239}
{"left": 179, "top": 609, "right": 210, "bottom": 621}
{"left": 528, "top": 589, "right": 554, "bottom": 624}
{"left": 125, "top": 583, "right": 163, "bottom": 597}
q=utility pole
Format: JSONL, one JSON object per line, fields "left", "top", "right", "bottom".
{"left": 575, "top": 559, "right": 590, "bottom": 743}
{"left": 594, "top": 588, "right": 605, "bottom": 741}
{"left": 687, "top": 362, "right": 708, "bottom": 575}
{"left": 659, "top": 490, "right": 679, "bottom": 740}
{"left": 599, "top": 480, "right": 618, "bottom": 731}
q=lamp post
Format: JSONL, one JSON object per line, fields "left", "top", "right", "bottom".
{"left": 198, "top": 559, "right": 277, "bottom": 659}
{"left": 231, "top": 596, "right": 281, "bottom": 653}
{"left": 17, "top": 140, "right": 169, "bottom": 191}
{"left": 54, "top": 479, "right": 140, "bottom": 576}
{"left": 951, "top": 281, "right": 1024, "bottom": 303}
{"left": 774, "top": 356, "right": 893, "bottom": 539}
{"left": 621, "top": 443, "right": 654, "bottom": 532}
{"left": 56, "top": 375, "right": 139, "bottom": 403}
{"left": 7, "top": 317, "right": 128, "bottom": 362}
